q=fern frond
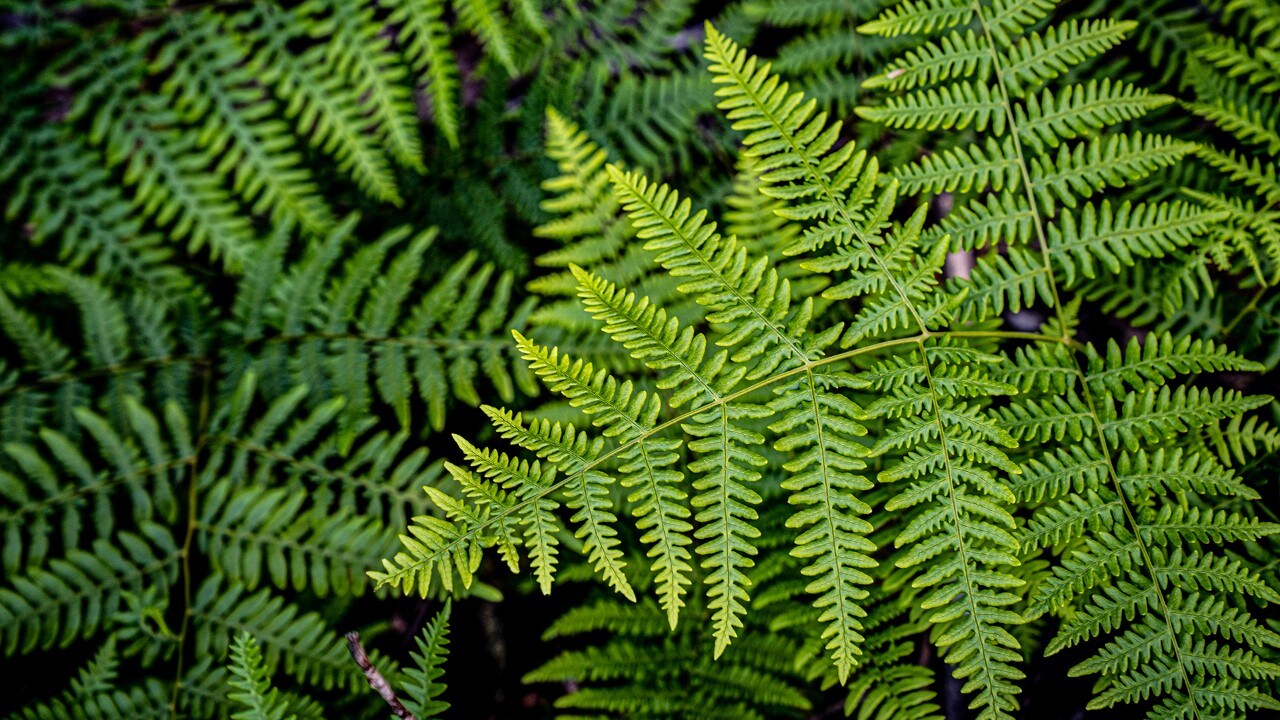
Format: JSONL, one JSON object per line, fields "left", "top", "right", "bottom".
{"left": 508, "top": 334, "right": 693, "bottom": 625}
{"left": 228, "top": 632, "right": 296, "bottom": 720}
{"left": 316, "top": 1, "right": 423, "bottom": 172}
{"left": 0, "top": 524, "right": 179, "bottom": 654}
{"left": 156, "top": 11, "right": 333, "bottom": 235}
{"left": 858, "top": 0, "right": 973, "bottom": 38}
{"left": 387, "top": 0, "right": 460, "bottom": 147}
{"left": 456, "top": 0, "right": 519, "bottom": 74}
{"left": 241, "top": 2, "right": 402, "bottom": 205}
{"left": 198, "top": 482, "right": 395, "bottom": 597}
{"left": 193, "top": 578, "right": 363, "bottom": 692}
{"left": 573, "top": 264, "right": 760, "bottom": 653}
{"left": 1048, "top": 200, "right": 1227, "bottom": 285}
{"left": 404, "top": 600, "right": 451, "bottom": 719}
{"left": 1, "top": 397, "right": 187, "bottom": 575}
{"left": 227, "top": 224, "right": 536, "bottom": 441}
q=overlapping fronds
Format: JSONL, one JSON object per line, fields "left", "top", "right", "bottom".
{"left": 378, "top": 28, "right": 1032, "bottom": 707}
{"left": 224, "top": 221, "right": 538, "bottom": 442}
{"left": 4, "top": 1, "right": 1278, "bottom": 719}
{"left": 523, "top": 559, "right": 812, "bottom": 720}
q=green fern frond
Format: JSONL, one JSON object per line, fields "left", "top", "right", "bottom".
{"left": 404, "top": 600, "right": 452, "bottom": 719}
{"left": 241, "top": 2, "right": 403, "bottom": 205}
{"left": 387, "top": 0, "right": 461, "bottom": 147}
{"left": 525, "top": 559, "right": 812, "bottom": 720}
{"left": 193, "top": 577, "right": 365, "bottom": 692}
{"left": 1, "top": 398, "right": 187, "bottom": 575}
{"left": 1003, "top": 335, "right": 1279, "bottom": 717}
{"left": 507, "top": 333, "right": 693, "bottom": 623}
{"left": 156, "top": 11, "right": 334, "bottom": 235}
{"left": 3, "top": 127, "right": 175, "bottom": 285}
{"left": 456, "top": 0, "right": 519, "bottom": 75}
{"left": 1048, "top": 200, "right": 1227, "bottom": 285}
{"left": 0, "top": 523, "right": 179, "bottom": 655}
{"left": 227, "top": 223, "right": 536, "bottom": 440}
{"left": 858, "top": 0, "right": 974, "bottom": 38}
{"left": 198, "top": 482, "right": 396, "bottom": 597}
{"left": 528, "top": 108, "right": 679, "bottom": 337}
{"left": 315, "top": 0, "right": 424, "bottom": 172}
{"left": 228, "top": 632, "right": 296, "bottom": 720}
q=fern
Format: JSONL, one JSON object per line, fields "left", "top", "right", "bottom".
{"left": 403, "top": 600, "right": 452, "bottom": 719}
{"left": 227, "top": 633, "right": 296, "bottom": 720}
{"left": 524, "top": 557, "right": 812, "bottom": 720}
{"left": 156, "top": 11, "right": 335, "bottom": 237}
{"left": 4, "top": 1, "right": 1279, "bottom": 718}
{"left": 4, "top": 639, "right": 172, "bottom": 720}
{"left": 377, "top": 12, "right": 1279, "bottom": 720}
{"left": 858, "top": 1, "right": 1280, "bottom": 716}
{"left": 378, "top": 25, "right": 1029, "bottom": 708}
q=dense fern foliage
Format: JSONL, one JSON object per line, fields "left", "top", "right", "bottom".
{"left": 3, "top": 1, "right": 1278, "bottom": 719}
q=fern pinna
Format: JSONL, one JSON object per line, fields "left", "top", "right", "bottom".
{"left": 375, "top": 13, "right": 1279, "bottom": 720}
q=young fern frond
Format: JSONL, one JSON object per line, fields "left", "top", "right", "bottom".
{"left": 404, "top": 600, "right": 452, "bottom": 719}
{"left": 227, "top": 632, "right": 296, "bottom": 720}
{"left": 6, "top": 640, "right": 170, "bottom": 720}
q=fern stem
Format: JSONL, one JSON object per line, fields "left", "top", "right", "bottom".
{"left": 210, "top": 435, "right": 420, "bottom": 506}
{"left": 0, "top": 330, "right": 516, "bottom": 401}
{"left": 0, "top": 458, "right": 193, "bottom": 523}
{"left": 169, "top": 365, "right": 213, "bottom": 715}
{"left": 917, "top": 339, "right": 1008, "bottom": 712}
{"left": 1221, "top": 283, "right": 1271, "bottom": 336}
{"left": 0, "top": 354, "right": 211, "bottom": 399}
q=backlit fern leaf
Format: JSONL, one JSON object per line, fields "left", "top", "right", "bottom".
{"left": 380, "top": 28, "right": 1034, "bottom": 706}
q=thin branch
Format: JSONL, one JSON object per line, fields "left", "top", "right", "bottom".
{"left": 346, "top": 631, "right": 417, "bottom": 720}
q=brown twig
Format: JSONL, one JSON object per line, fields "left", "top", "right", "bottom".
{"left": 346, "top": 631, "right": 417, "bottom": 720}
